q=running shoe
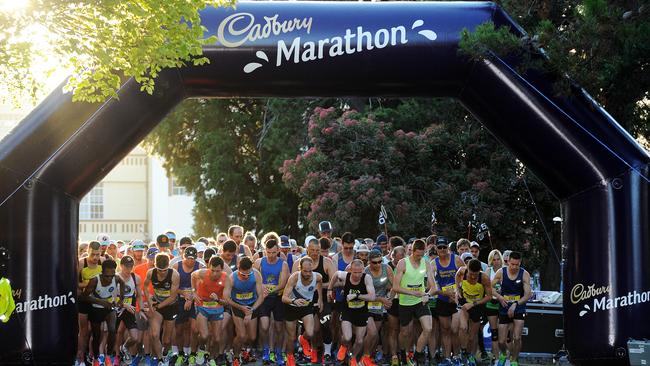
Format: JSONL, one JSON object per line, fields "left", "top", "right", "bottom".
{"left": 299, "top": 335, "right": 312, "bottom": 357}
{"left": 496, "top": 353, "right": 507, "bottom": 366}
{"left": 276, "top": 352, "right": 285, "bottom": 366}
{"left": 98, "top": 354, "right": 106, "bottom": 366}
{"left": 336, "top": 345, "right": 348, "bottom": 362}
{"left": 350, "top": 357, "right": 358, "bottom": 366}
{"left": 438, "top": 359, "right": 453, "bottom": 366}
{"left": 467, "top": 354, "right": 477, "bottom": 366}
{"left": 197, "top": 350, "right": 207, "bottom": 365}
{"left": 510, "top": 362, "right": 518, "bottom": 366}
{"left": 450, "top": 357, "right": 461, "bottom": 366}
{"left": 149, "top": 357, "right": 158, "bottom": 366}
{"left": 361, "top": 355, "right": 377, "bottom": 366}
{"left": 189, "top": 353, "right": 197, "bottom": 366}
{"left": 130, "top": 355, "right": 142, "bottom": 366}
{"left": 209, "top": 358, "right": 218, "bottom": 366}
{"left": 375, "top": 351, "right": 383, "bottom": 364}
{"left": 310, "top": 348, "right": 319, "bottom": 364}
{"left": 323, "top": 354, "right": 333, "bottom": 365}
{"left": 175, "top": 353, "right": 186, "bottom": 366}
{"left": 390, "top": 355, "right": 399, "bottom": 366}
{"left": 263, "top": 348, "right": 271, "bottom": 364}
{"left": 92, "top": 359, "right": 100, "bottom": 366}
{"left": 270, "top": 350, "right": 277, "bottom": 363}
{"left": 233, "top": 356, "right": 241, "bottom": 366}
{"left": 287, "top": 353, "right": 296, "bottom": 366}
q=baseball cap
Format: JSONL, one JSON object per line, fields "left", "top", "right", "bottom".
{"left": 436, "top": 236, "right": 449, "bottom": 247}
{"left": 304, "top": 235, "right": 318, "bottom": 247}
{"left": 156, "top": 234, "right": 170, "bottom": 247}
{"left": 195, "top": 242, "right": 207, "bottom": 253}
{"left": 147, "top": 247, "right": 159, "bottom": 259}
{"left": 318, "top": 221, "right": 332, "bottom": 233}
{"left": 376, "top": 233, "right": 388, "bottom": 244}
{"left": 470, "top": 241, "right": 480, "bottom": 248}
{"left": 461, "top": 252, "right": 473, "bottom": 262}
{"left": 179, "top": 237, "right": 193, "bottom": 246}
{"left": 131, "top": 240, "right": 147, "bottom": 251}
{"left": 121, "top": 255, "right": 135, "bottom": 266}
{"left": 356, "top": 244, "right": 370, "bottom": 253}
{"left": 108, "top": 240, "right": 117, "bottom": 248}
{"left": 290, "top": 239, "right": 297, "bottom": 248}
{"left": 280, "top": 235, "right": 291, "bottom": 248}
{"left": 97, "top": 234, "right": 110, "bottom": 247}
{"left": 165, "top": 231, "right": 176, "bottom": 241}
{"left": 184, "top": 246, "right": 198, "bottom": 259}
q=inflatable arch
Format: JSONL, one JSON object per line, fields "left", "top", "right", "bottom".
{"left": 0, "top": 2, "right": 648, "bottom": 365}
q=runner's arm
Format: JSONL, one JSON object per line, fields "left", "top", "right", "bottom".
{"left": 276, "top": 261, "right": 290, "bottom": 293}
{"left": 190, "top": 270, "right": 201, "bottom": 301}
{"left": 327, "top": 271, "right": 346, "bottom": 290}
{"left": 519, "top": 270, "right": 533, "bottom": 305}
{"left": 143, "top": 269, "right": 154, "bottom": 306}
{"left": 116, "top": 276, "right": 125, "bottom": 307}
{"left": 426, "top": 261, "right": 440, "bottom": 297}
{"left": 251, "top": 270, "right": 265, "bottom": 311}
{"left": 491, "top": 268, "right": 505, "bottom": 303}
{"left": 133, "top": 275, "right": 143, "bottom": 313}
{"left": 477, "top": 272, "right": 492, "bottom": 305}
{"left": 359, "top": 273, "right": 375, "bottom": 302}
{"left": 455, "top": 267, "right": 465, "bottom": 296}
{"left": 282, "top": 273, "right": 297, "bottom": 305}
{"left": 316, "top": 273, "right": 324, "bottom": 309}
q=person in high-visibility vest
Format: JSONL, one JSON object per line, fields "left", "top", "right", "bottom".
{"left": 0, "top": 246, "right": 15, "bottom": 323}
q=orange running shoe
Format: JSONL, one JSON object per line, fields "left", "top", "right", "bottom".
{"left": 233, "top": 356, "right": 240, "bottom": 366}
{"left": 92, "top": 359, "right": 100, "bottom": 366}
{"left": 336, "top": 345, "right": 348, "bottom": 362}
{"left": 310, "top": 348, "right": 318, "bottom": 363}
{"left": 350, "top": 357, "right": 358, "bottom": 366}
{"left": 105, "top": 356, "right": 113, "bottom": 366}
{"left": 287, "top": 353, "right": 296, "bottom": 366}
{"left": 361, "top": 355, "right": 377, "bottom": 366}
{"left": 299, "top": 335, "right": 312, "bottom": 357}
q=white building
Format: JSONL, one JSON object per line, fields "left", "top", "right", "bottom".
{"left": 1, "top": 112, "right": 195, "bottom": 243}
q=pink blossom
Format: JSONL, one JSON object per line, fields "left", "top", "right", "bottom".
{"left": 322, "top": 127, "right": 334, "bottom": 135}
{"left": 343, "top": 119, "right": 358, "bottom": 127}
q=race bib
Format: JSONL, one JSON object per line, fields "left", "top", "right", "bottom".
{"left": 155, "top": 289, "right": 170, "bottom": 298}
{"left": 122, "top": 298, "right": 133, "bottom": 305}
{"left": 407, "top": 284, "right": 424, "bottom": 292}
{"left": 179, "top": 288, "right": 193, "bottom": 296}
{"left": 504, "top": 295, "right": 521, "bottom": 301}
{"left": 368, "top": 301, "right": 382, "bottom": 311}
{"left": 464, "top": 292, "right": 482, "bottom": 301}
{"left": 265, "top": 284, "right": 277, "bottom": 293}
{"left": 348, "top": 300, "right": 365, "bottom": 309}
{"left": 442, "top": 284, "right": 455, "bottom": 293}
{"left": 202, "top": 301, "right": 222, "bottom": 309}
{"left": 236, "top": 292, "right": 253, "bottom": 300}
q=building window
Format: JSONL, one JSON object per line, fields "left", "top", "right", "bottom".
{"left": 170, "top": 177, "right": 188, "bottom": 196}
{"left": 80, "top": 183, "right": 104, "bottom": 219}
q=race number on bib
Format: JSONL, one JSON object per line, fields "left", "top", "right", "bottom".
{"left": 367, "top": 301, "right": 382, "bottom": 311}
{"left": 348, "top": 300, "right": 365, "bottom": 309}
{"left": 504, "top": 295, "right": 521, "bottom": 301}
{"left": 202, "top": 301, "right": 222, "bottom": 309}
{"left": 236, "top": 292, "right": 253, "bottom": 300}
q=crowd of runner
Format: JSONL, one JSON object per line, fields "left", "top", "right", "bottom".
{"left": 75, "top": 221, "right": 532, "bottom": 366}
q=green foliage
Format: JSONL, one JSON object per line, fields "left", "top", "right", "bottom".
{"left": 281, "top": 100, "right": 558, "bottom": 276}
{"left": 144, "top": 98, "right": 333, "bottom": 238}
{"left": 0, "top": 0, "right": 234, "bottom": 104}
{"left": 460, "top": 0, "right": 650, "bottom": 138}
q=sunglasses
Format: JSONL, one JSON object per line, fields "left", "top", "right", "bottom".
{"left": 436, "top": 245, "right": 448, "bottom": 249}
{"left": 239, "top": 271, "right": 251, "bottom": 277}
{"left": 371, "top": 260, "right": 382, "bottom": 264}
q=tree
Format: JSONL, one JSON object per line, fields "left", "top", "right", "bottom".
{"left": 461, "top": 0, "right": 650, "bottom": 138}
{"left": 0, "top": 0, "right": 234, "bottom": 104}
{"left": 144, "top": 98, "right": 335, "bottom": 238}
{"left": 281, "top": 99, "right": 561, "bottom": 286}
